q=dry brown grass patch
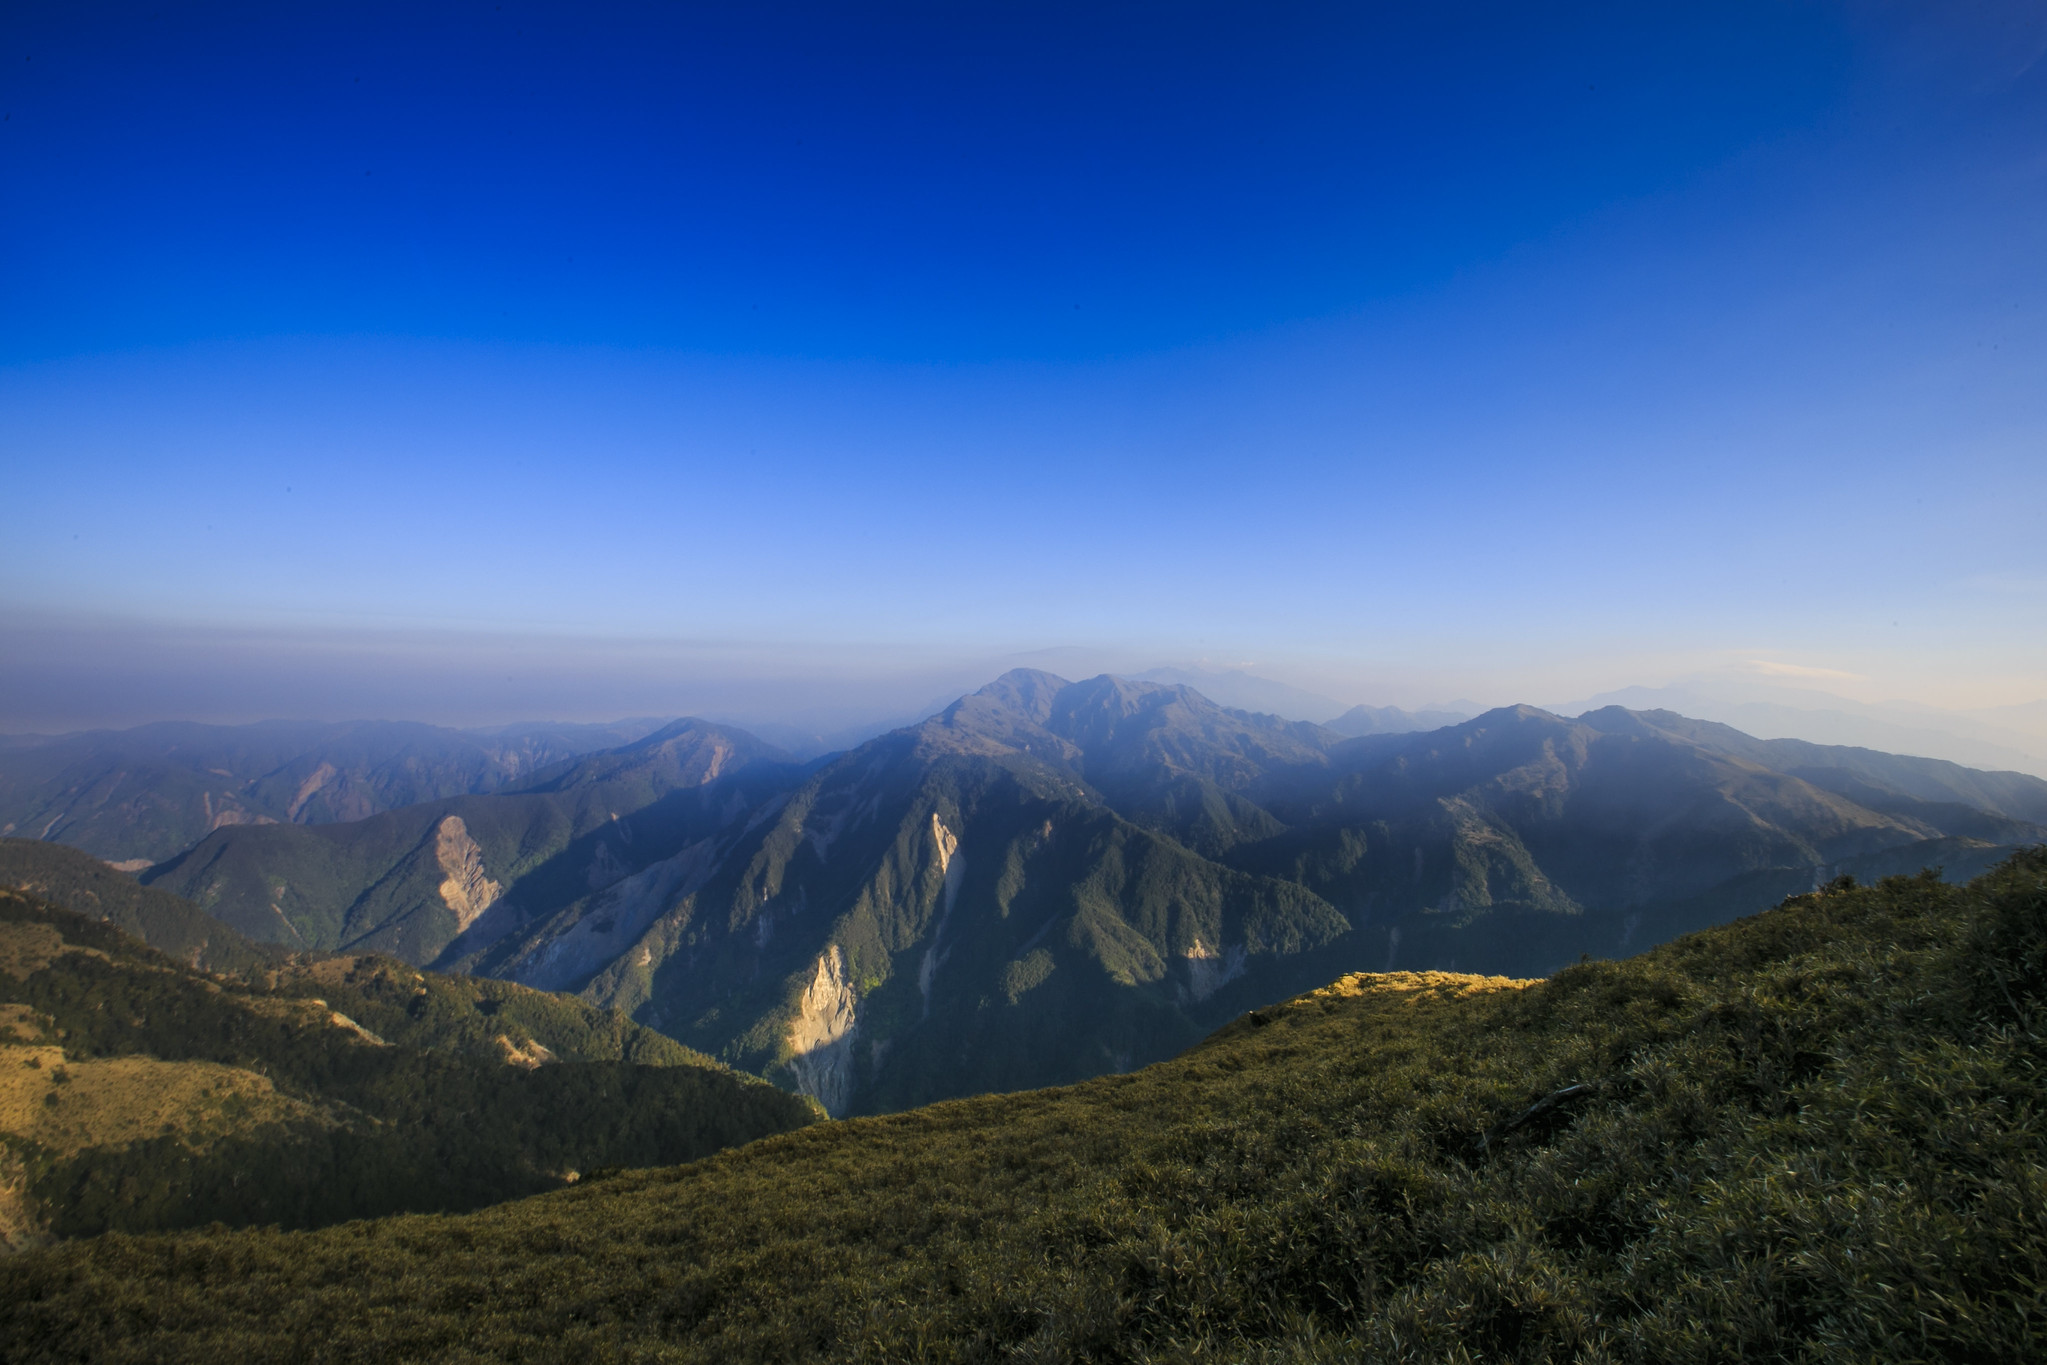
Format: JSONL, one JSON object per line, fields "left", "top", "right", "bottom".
{"left": 0, "top": 1046, "right": 326, "bottom": 1157}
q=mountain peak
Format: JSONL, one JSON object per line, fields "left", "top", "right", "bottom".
{"left": 1323, "top": 702, "right": 1474, "bottom": 738}
{"left": 1459, "top": 704, "right": 1571, "bottom": 729}
{"left": 969, "top": 669, "right": 1072, "bottom": 722}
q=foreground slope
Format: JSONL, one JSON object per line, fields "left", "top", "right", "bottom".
{"left": 6, "top": 850, "right": 2041, "bottom": 1362}
{"left": 0, "top": 890, "right": 816, "bottom": 1249}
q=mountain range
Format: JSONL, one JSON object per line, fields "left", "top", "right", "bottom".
{"left": 109, "top": 670, "right": 2046, "bottom": 1118}
{"left": 1321, "top": 701, "right": 1477, "bottom": 736}
{"left": 0, "top": 717, "right": 669, "bottom": 866}
{"left": 1560, "top": 675, "right": 2047, "bottom": 779}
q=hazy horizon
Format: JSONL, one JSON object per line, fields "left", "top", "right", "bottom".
{"left": 8, "top": 608, "right": 2047, "bottom": 781}
{"left": 5, "top": 3, "right": 2043, "bottom": 750}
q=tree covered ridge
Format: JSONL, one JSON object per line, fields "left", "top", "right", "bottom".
{"left": 3, "top": 846, "right": 2041, "bottom": 1361}
{"left": 0, "top": 889, "right": 818, "bottom": 1245}
{"left": 0, "top": 837, "right": 277, "bottom": 974}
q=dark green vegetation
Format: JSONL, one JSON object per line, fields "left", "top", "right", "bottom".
{"left": 5, "top": 849, "right": 2041, "bottom": 1362}
{"left": 0, "top": 837, "right": 708, "bottom": 1069}
{"left": 108, "top": 675, "right": 2047, "bottom": 1119}
{"left": 0, "top": 889, "right": 816, "bottom": 1248}
{"left": 269, "top": 952, "right": 724, "bottom": 1071}
{"left": 0, "top": 717, "right": 668, "bottom": 864}
{"left": 0, "top": 837, "right": 276, "bottom": 973}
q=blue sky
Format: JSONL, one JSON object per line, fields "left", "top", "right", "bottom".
{"left": 2, "top": 1, "right": 2044, "bottom": 731}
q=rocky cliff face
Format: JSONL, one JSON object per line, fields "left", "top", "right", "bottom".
{"left": 916, "top": 814, "right": 963, "bottom": 1018}
{"left": 460, "top": 695, "right": 1350, "bottom": 1117}
{"left": 433, "top": 817, "right": 503, "bottom": 932}
{"left": 786, "top": 945, "right": 860, "bottom": 1116}
{"left": 497, "top": 838, "right": 723, "bottom": 994}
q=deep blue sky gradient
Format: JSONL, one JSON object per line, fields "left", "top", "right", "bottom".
{"left": 2, "top": 1, "right": 2044, "bottom": 726}
{"left": 4, "top": 1, "right": 1860, "bottom": 360}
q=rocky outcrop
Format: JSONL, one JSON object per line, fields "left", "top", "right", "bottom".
{"left": 917, "top": 814, "right": 965, "bottom": 1015}
{"left": 505, "top": 839, "right": 721, "bottom": 993}
{"left": 1182, "top": 937, "right": 1247, "bottom": 1003}
{"left": 326, "top": 1010, "right": 387, "bottom": 1046}
{"left": 787, "top": 945, "right": 859, "bottom": 1117}
{"left": 584, "top": 839, "right": 630, "bottom": 891}
{"left": 495, "top": 1034, "right": 557, "bottom": 1069}
{"left": 434, "top": 817, "right": 502, "bottom": 932}
{"left": 200, "top": 792, "right": 274, "bottom": 833}
{"left": 286, "top": 762, "right": 339, "bottom": 821}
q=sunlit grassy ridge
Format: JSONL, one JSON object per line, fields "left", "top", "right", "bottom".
{"left": 4, "top": 850, "right": 2044, "bottom": 1362}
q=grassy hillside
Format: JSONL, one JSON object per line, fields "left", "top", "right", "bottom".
{"left": 0, "top": 890, "right": 817, "bottom": 1250}
{"left": 5, "top": 848, "right": 2040, "bottom": 1362}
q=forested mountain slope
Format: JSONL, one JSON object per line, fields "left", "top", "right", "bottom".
{"left": 126, "top": 673, "right": 2047, "bottom": 1119}
{"left": 0, "top": 838, "right": 275, "bottom": 974}
{"left": 0, "top": 717, "right": 667, "bottom": 864}
{"left": 440, "top": 671, "right": 1359, "bottom": 1115}
{"left": 0, "top": 889, "right": 816, "bottom": 1250}
{"left": 7, "top": 851, "right": 2040, "bottom": 1362}
{"left": 141, "top": 720, "right": 801, "bottom": 964}
{"left": 1, "top": 838, "right": 738, "bottom": 1070}
{"left": 1208, "top": 699, "right": 2047, "bottom": 974}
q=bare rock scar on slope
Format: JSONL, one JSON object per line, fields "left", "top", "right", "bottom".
{"left": 435, "top": 816, "right": 503, "bottom": 932}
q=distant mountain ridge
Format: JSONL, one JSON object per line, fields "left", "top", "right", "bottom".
{"left": 1560, "top": 678, "right": 2047, "bottom": 779}
{"left": 142, "top": 720, "right": 801, "bottom": 966}
{"left": 125, "top": 670, "right": 2047, "bottom": 1119}
{"left": 1126, "top": 667, "right": 1349, "bottom": 722}
{"left": 0, "top": 717, "right": 672, "bottom": 864}
{"left": 1321, "top": 702, "right": 1475, "bottom": 737}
